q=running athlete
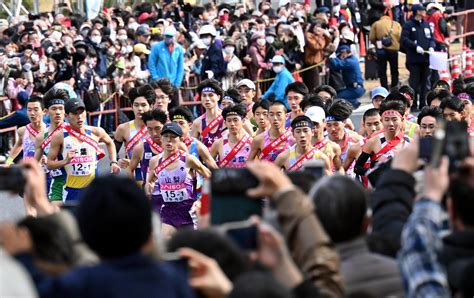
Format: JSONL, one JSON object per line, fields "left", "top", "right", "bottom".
{"left": 360, "top": 108, "right": 383, "bottom": 139}
{"left": 34, "top": 89, "right": 68, "bottom": 202}
{"left": 114, "top": 85, "right": 155, "bottom": 181}
{"left": 47, "top": 98, "right": 120, "bottom": 202}
{"left": 146, "top": 123, "right": 211, "bottom": 238}
{"left": 191, "top": 79, "right": 225, "bottom": 149}
{"left": 275, "top": 116, "right": 331, "bottom": 174}
{"left": 326, "top": 100, "right": 363, "bottom": 173}
{"left": 128, "top": 109, "right": 167, "bottom": 182}
{"left": 220, "top": 89, "right": 255, "bottom": 136}
{"left": 354, "top": 100, "right": 411, "bottom": 177}
{"left": 236, "top": 78, "right": 257, "bottom": 120}
{"left": 252, "top": 100, "right": 270, "bottom": 136}
{"left": 169, "top": 106, "right": 217, "bottom": 169}
{"left": 6, "top": 96, "right": 46, "bottom": 165}
{"left": 385, "top": 91, "right": 419, "bottom": 138}
{"left": 248, "top": 101, "right": 294, "bottom": 162}
{"left": 150, "top": 79, "right": 175, "bottom": 116}
{"left": 284, "top": 82, "right": 308, "bottom": 128}
{"left": 305, "top": 106, "right": 344, "bottom": 173}
{"left": 211, "top": 104, "right": 252, "bottom": 168}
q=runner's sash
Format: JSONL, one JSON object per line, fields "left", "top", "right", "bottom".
{"left": 125, "top": 125, "right": 148, "bottom": 153}
{"left": 154, "top": 150, "right": 185, "bottom": 176}
{"left": 146, "top": 137, "right": 164, "bottom": 153}
{"left": 26, "top": 124, "right": 39, "bottom": 138}
{"left": 259, "top": 129, "right": 292, "bottom": 159}
{"left": 64, "top": 125, "right": 105, "bottom": 160}
{"left": 41, "top": 123, "right": 66, "bottom": 150}
{"left": 201, "top": 114, "right": 224, "bottom": 139}
{"left": 218, "top": 135, "right": 251, "bottom": 167}
{"left": 287, "top": 148, "right": 316, "bottom": 172}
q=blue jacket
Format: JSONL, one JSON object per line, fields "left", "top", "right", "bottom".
{"left": 262, "top": 68, "right": 295, "bottom": 109}
{"left": 0, "top": 107, "right": 29, "bottom": 129}
{"left": 149, "top": 41, "right": 185, "bottom": 86}
{"left": 17, "top": 253, "right": 196, "bottom": 298}
{"left": 201, "top": 41, "right": 226, "bottom": 80}
{"left": 401, "top": 17, "right": 436, "bottom": 64}
{"left": 329, "top": 54, "right": 364, "bottom": 88}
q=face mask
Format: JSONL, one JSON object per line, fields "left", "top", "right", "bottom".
{"left": 279, "top": 16, "right": 287, "bottom": 23}
{"left": 126, "top": 45, "right": 133, "bottom": 53}
{"left": 128, "top": 23, "right": 139, "bottom": 31}
{"left": 272, "top": 65, "right": 284, "bottom": 73}
{"left": 91, "top": 36, "right": 101, "bottom": 44}
{"left": 250, "top": 28, "right": 256, "bottom": 34}
{"left": 107, "top": 48, "right": 116, "bottom": 56}
{"left": 118, "top": 34, "right": 128, "bottom": 41}
{"left": 201, "top": 37, "right": 212, "bottom": 46}
{"left": 31, "top": 53, "right": 39, "bottom": 63}
{"left": 224, "top": 46, "right": 235, "bottom": 55}
{"left": 256, "top": 38, "right": 266, "bottom": 46}
{"left": 266, "top": 36, "right": 274, "bottom": 44}
{"left": 164, "top": 37, "right": 174, "bottom": 46}
{"left": 295, "top": 10, "right": 304, "bottom": 18}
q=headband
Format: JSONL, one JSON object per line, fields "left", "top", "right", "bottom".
{"left": 222, "top": 95, "right": 234, "bottom": 102}
{"left": 46, "top": 99, "right": 65, "bottom": 108}
{"left": 171, "top": 114, "right": 188, "bottom": 121}
{"left": 381, "top": 110, "right": 403, "bottom": 119}
{"left": 457, "top": 92, "right": 472, "bottom": 102}
{"left": 224, "top": 111, "right": 244, "bottom": 119}
{"left": 401, "top": 92, "right": 412, "bottom": 103}
{"left": 291, "top": 120, "right": 313, "bottom": 130}
{"left": 325, "top": 115, "right": 346, "bottom": 122}
{"left": 202, "top": 87, "right": 216, "bottom": 94}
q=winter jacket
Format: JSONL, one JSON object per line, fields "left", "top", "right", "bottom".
{"left": 149, "top": 41, "right": 185, "bottom": 86}
{"left": 401, "top": 17, "right": 436, "bottom": 64}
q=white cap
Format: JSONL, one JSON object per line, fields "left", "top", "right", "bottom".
{"left": 164, "top": 26, "right": 177, "bottom": 37}
{"left": 193, "top": 39, "right": 207, "bottom": 49}
{"left": 271, "top": 55, "right": 285, "bottom": 64}
{"left": 199, "top": 24, "right": 217, "bottom": 37}
{"left": 305, "top": 106, "right": 326, "bottom": 124}
{"left": 236, "top": 79, "right": 256, "bottom": 90}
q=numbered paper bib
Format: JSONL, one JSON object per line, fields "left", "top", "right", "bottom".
{"left": 144, "top": 152, "right": 153, "bottom": 160}
{"left": 69, "top": 156, "right": 94, "bottom": 176}
{"left": 160, "top": 183, "right": 188, "bottom": 203}
{"left": 50, "top": 169, "right": 63, "bottom": 177}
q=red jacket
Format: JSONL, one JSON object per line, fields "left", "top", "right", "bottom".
{"left": 424, "top": 10, "right": 448, "bottom": 44}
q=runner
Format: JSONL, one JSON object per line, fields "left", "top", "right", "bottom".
{"left": 191, "top": 79, "right": 225, "bottom": 149}
{"left": 146, "top": 122, "right": 211, "bottom": 238}
{"left": 354, "top": 100, "right": 411, "bottom": 177}
{"left": 6, "top": 96, "right": 46, "bottom": 165}
{"left": 220, "top": 89, "right": 255, "bottom": 136}
{"left": 275, "top": 116, "right": 331, "bottom": 174}
{"left": 325, "top": 99, "right": 363, "bottom": 174}
{"left": 284, "top": 82, "right": 308, "bottom": 128}
{"left": 305, "top": 106, "right": 344, "bottom": 174}
{"left": 417, "top": 106, "right": 443, "bottom": 138}
{"left": 211, "top": 104, "right": 252, "bottom": 168}
{"left": 252, "top": 100, "right": 271, "bottom": 135}
{"left": 150, "top": 79, "right": 175, "bottom": 116}
{"left": 361, "top": 108, "right": 383, "bottom": 139}
{"left": 47, "top": 98, "right": 121, "bottom": 202}
{"left": 34, "top": 89, "right": 68, "bottom": 203}
{"left": 236, "top": 78, "right": 257, "bottom": 120}
{"left": 385, "top": 91, "right": 419, "bottom": 138}
{"left": 248, "top": 101, "right": 294, "bottom": 162}
{"left": 114, "top": 85, "right": 155, "bottom": 182}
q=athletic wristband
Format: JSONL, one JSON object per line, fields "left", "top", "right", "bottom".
{"left": 6, "top": 156, "right": 14, "bottom": 165}
{"left": 110, "top": 160, "right": 118, "bottom": 166}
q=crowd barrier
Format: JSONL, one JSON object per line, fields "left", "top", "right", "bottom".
{"left": 449, "top": 9, "right": 474, "bottom": 48}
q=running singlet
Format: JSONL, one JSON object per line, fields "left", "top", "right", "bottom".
{"left": 287, "top": 146, "right": 325, "bottom": 172}
{"left": 127, "top": 121, "right": 148, "bottom": 181}
{"left": 23, "top": 124, "right": 39, "bottom": 159}
{"left": 371, "top": 133, "right": 411, "bottom": 165}
{"left": 340, "top": 129, "right": 362, "bottom": 162}
{"left": 259, "top": 130, "right": 293, "bottom": 162}
{"left": 285, "top": 113, "right": 291, "bottom": 128}
{"left": 220, "top": 135, "right": 252, "bottom": 168}
{"left": 42, "top": 128, "right": 66, "bottom": 201}
{"left": 140, "top": 139, "right": 163, "bottom": 183}
{"left": 314, "top": 139, "right": 336, "bottom": 171}
{"left": 62, "top": 128, "right": 98, "bottom": 189}
{"left": 201, "top": 114, "right": 224, "bottom": 149}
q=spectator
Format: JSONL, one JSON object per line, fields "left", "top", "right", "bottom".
{"left": 303, "top": 20, "right": 331, "bottom": 91}
{"left": 247, "top": 32, "right": 271, "bottom": 81}
{"left": 261, "top": 55, "right": 295, "bottom": 109}
{"left": 221, "top": 38, "right": 242, "bottom": 90}
{"left": 199, "top": 24, "right": 225, "bottom": 80}
{"left": 370, "top": 86, "right": 389, "bottom": 109}
{"left": 0, "top": 91, "right": 30, "bottom": 129}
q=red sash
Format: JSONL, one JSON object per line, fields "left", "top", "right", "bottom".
{"left": 219, "top": 135, "right": 251, "bottom": 167}
{"left": 26, "top": 124, "right": 39, "bottom": 138}
{"left": 64, "top": 125, "right": 105, "bottom": 160}
{"left": 125, "top": 125, "right": 148, "bottom": 153}
{"left": 247, "top": 102, "right": 255, "bottom": 113}
{"left": 184, "top": 137, "right": 193, "bottom": 147}
{"left": 145, "top": 137, "right": 163, "bottom": 154}
{"left": 41, "top": 123, "right": 67, "bottom": 150}
{"left": 201, "top": 114, "right": 223, "bottom": 139}
{"left": 287, "top": 148, "right": 316, "bottom": 172}
{"left": 370, "top": 131, "right": 405, "bottom": 162}
{"left": 154, "top": 150, "right": 185, "bottom": 177}
{"left": 314, "top": 139, "right": 328, "bottom": 151}
{"left": 259, "top": 129, "right": 292, "bottom": 159}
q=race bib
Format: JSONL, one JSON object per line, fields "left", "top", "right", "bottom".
{"left": 160, "top": 183, "right": 188, "bottom": 202}
{"left": 145, "top": 152, "right": 153, "bottom": 160}
{"left": 50, "top": 169, "right": 63, "bottom": 177}
{"left": 69, "top": 156, "right": 94, "bottom": 176}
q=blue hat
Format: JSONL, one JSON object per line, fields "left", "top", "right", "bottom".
{"left": 17, "top": 91, "right": 29, "bottom": 105}
{"left": 371, "top": 87, "right": 389, "bottom": 99}
{"left": 316, "top": 6, "right": 330, "bottom": 14}
{"left": 412, "top": 4, "right": 426, "bottom": 13}
{"left": 337, "top": 45, "right": 351, "bottom": 54}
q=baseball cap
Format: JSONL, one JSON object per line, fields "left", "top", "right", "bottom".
{"left": 161, "top": 122, "right": 183, "bottom": 137}
{"left": 305, "top": 106, "right": 326, "bottom": 123}
{"left": 371, "top": 87, "right": 389, "bottom": 99}
{"left": 271, "top": 55, "right": 285, "bottom": 64}
{"left": 163, "top": 26, "right": 177, "bottom": 37}
{"left": 65, "top": 98, "right": 86, "bottom": 114}
{"left": 412, "top": 4, "right": 426, "bottom": 13}
{"left": 135, "top": 25, "right": 150, "bottom": 36}
{"left": 236, "top": 79, "right": 256, "bottom": 90}
{"left": 134, "top": 43, "right": 150, "bottom": 55}
{"left": 138, "top": 12, "right": 152, "bottom": 24}
{"left": 337, "top": 45, "right": 351, "bottom": 54}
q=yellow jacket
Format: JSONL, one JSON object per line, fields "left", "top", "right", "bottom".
{"left": 369, "top": 16, "right": 402, "bottom": 51}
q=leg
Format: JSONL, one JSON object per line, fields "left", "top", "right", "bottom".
{"left": 388, "top": 50, "right": 399, "bottom": 88}
{"left": 376, "top": 52, "right": 389, "bottom": 89}
{"left": 408, "top": 64, "right": 422, "bottom": 109}
{"left": 337, "top": 88, "right": 361, "bottom": 108}
{"left": 418, "top": 63, "right": 431, "bottom": 108}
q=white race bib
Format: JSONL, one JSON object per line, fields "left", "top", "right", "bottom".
{"left": 69, "top": 156, "right": 94, "bottom": 176}
{"left": 160, "top": 183, "right": 188, "bottom": 202}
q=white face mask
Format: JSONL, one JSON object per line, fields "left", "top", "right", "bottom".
{"left": 256, "top": 38, "right": 266, "bottom": 46}
{"left": 201, "top": 37, "right": 212, "bottom": 46}
{"left": 91, "top": 36, "right": 101, "bottom": 44}
{"left": 118, "top": 34, "right": 128, "bottom": 41}
{"left": 272, "top": 65, "right": 284, "bottom": 73}
{"left": 224, "top": 46, "right": 235, "bottom": 55}
{"left": 128, "top": 23, "right": 139, "bottom": 31}
{"left": 266, "top": 36, "right": 274, "bottom": 44}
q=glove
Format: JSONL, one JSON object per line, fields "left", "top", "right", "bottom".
{"left": 416, "top": 46, "right": 424, "bottom": 54}
{"left": 205, "top": 70, "right": 214, "bottom": 79}
{"left": 429, "top": 48, "right": 435, "bottom": 53}
{"left": 329, "top": 52, "right": 337, "bottom": 59}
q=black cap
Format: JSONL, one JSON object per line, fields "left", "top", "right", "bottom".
{"left": 160, "top": 122, "right": 183, "bottom": 137}
{"left": 65, "top": 98, "right": 86, "bottom": 114}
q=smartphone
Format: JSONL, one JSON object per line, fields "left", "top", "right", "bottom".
{"left": 210, "top": 168, "right": 263, "bottom": 225}
{"left": 303, "top": 159, "right": 325, "bottom": 179}
{"left": 150, "top": 27, "right": 161, "bottom": 34}
{"left": 419, "top": 137, "right": 434, "bottom": 163}
{"left": 444, "top": 121, "right": 470, "bottom": 169}
{"left": 0, "top": 166, "right": 26, "bottom": 193}
{"left": 219, "top": 220, "right": 258, "bottom": 251}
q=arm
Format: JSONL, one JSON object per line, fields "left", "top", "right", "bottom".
{"left": 174, "top": 47, "right": 185, "bottom": 86}
{"left": 148, "top": 45, "right": 159, "bottom": 80}
{"left": 401, "top": 23, "right": 417, "bottom": 50}
{"left": 209, "top": 139, "right": 221, "bottom": 161}
{"left": 248, "top": 135, "right": 263, "bottom": 161}
{"left": 353, "top": 139, "right": 374, "bottom": 176}
{"left": 0, "top": 111, "right": 27, "bottom": 129}
{"left": 187, "top": 155, "right": 211, "bottom": 179}
{"left": 113, "top": 124, "right": 126, "bottom": 154}
{"left": 332, "top": 144, "right": 344, "bottom": 174}
{"left": 7, "top": 127, "right": 24, "bottom": 163}
{"left": 343, "top": 143, "right": 361, "bottom": 171}
{"left": 145, "top": 156, "right": 159, "bottom": 196}
{"left": 95, "top": 127, "right": 120, "bottom": 173}
{"left": 329, "top": 57, "right": 353, "bottom": 71}
{"left": 34, "top": 131, "right": 45, "bottom": 162}
{"left": 47, "top": 132, "right": 71, "bottom": 170}
{"left": 262, "top": 78, "right": 278, "bottom": 100}
{"left": 369, "top": 23, "right": 377, "bottom": 44}
{"left": 128, "top": 142, "right": 144, "bottom": 178}
{"left": 197, "top": 141, "right": 218, "bottom": 170}
{"left": 191, "top": 118, "right": 201, "bottom": 139}
{"left": 274, "top": 150, "right": 289, "bottom": 170}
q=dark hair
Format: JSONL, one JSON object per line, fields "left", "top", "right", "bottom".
{"left": 439, "top": 95, "right": 465, "bottom": 113}
{"left": 433, "top": 79, "right": 451, "bottom": 91}
{"left": 252, "top": 100, "right": 270, "bottom": 114}
{"left": 449, "top": 176, "right": 474, "bottom": 226}
{"left": 222, "top": 88, "right": 242, "bottom": 104}
{"left": 300, "top": 93, "right": 326, "bottom": 112}
{"left": 228, "top": 271, "right": 293, "bottom": 298}
{"left": 288, "top": 171, "right": 318, "bottom": 194}
{"left": 417, "top": 106, "right": 443, "bottom": 125}
{"left": 427, "top": 89, "right": 452, "bottom": 106}
{"left": 197, "top": 79, "right": 224, "bottom": 97}
{"left": 385, "top": 91, "right": 409, "bottom": 108}
{"left": 169, "top": 106, "right": 194, "bottom": 123}
{"left": 379, "top": 100, "right": 406, "bottom": 116}
{"left": 363, "top": 108, "right": 380, "bottom": 122}
{"left": 222, "top": 103, "right": 247, "bottom": 119}
{"left": 327, "top": 99, "right": 353, "bottom": 120}
{"left": 452, "top": 77, "right": 467, "bottom": 95}
{"left": 18, "top": 216, "right": 76, "bottom": 265}
{"left": 285, "top": 81, "right": 309, "bottom": 96}
{"left": 26, "top": 95, "right": 43, "bottom": 108}
{"left": 128, "top": 84, "right": 156, "bottom": 105}
{"left": 167, "top": 229, "right": 251, "bottom": 281}
{"left": 76, "top": 176, "right": 152, "bottom": 259}
{"left": 313, "top": 84, "right": 337, "bottom": 99}
{"left": 141, "top": 108, "right": 167, "bottom": 125}
{"left": 392, "top": 85, "right": 415, "bottom": 100}
{"left": 311, "top": 176, "right": 368, "bottom": 243}
{"left": 150, "top": 79, "right": 175, "bottom": 95}
{"left": 269, "top": 101, "right": 288, "bottom": 113}
{"left": 43, "top": 88, "right": 70, "bottom": 107}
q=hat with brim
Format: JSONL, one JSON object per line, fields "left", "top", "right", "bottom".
{"left": 65, "top": 98, "right": 86, "bottom": 114}
{"left": 305, "top": 106, "right": 326, "bottom": 123}
{"left": 412, "top": 4, "right": 426, "bottom": 13}
{"left": 236, "top": 79, "right": 256, "bottom": 90}
{"left": 134, "top": 43, "right": 150, "bottom": 55}
{"left": 161, "top": 122, "right": 183, "bottom": 137}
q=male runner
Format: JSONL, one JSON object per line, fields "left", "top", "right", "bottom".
{"left": 146, "top": 123, "right": 211, "bottom": 238}
{"left": 385, "top": 91, "right": 419, "bottom": 138}
{"left": 417, "top": 106, "right": 443, "bottom": 138}
{"left": 285, "top": 82, "right": 308, "bottom": 128}
{"left": 114, "top": 85, "right": 155, "bottom": 181}
{"left": 252, "top": 100, "right": 270, "bottom": 135}
{"left": 305, "top": 106, "right": 344, "bottom": 173}
{"left": 361, "top": 108, "right": 383, "bottom": 139}
{"left": 191, "top": 79, "right": 225, "bottom": 149}
{"left": 248, "top": 101, "right": 294, "bottom": 162}
{"left": 236, "top": 78, "right": 257, "bottom": 120}
{"left": 211, "top": 104, "right": 252, "bottom": 168}
{"left": 47, "top": 98, "right": 120, "bottom": 202}
{"left": 151, "top": 79, "right": 175, "bottom": 115}
{"left": 275, "top": 116, "right": 331, "bottom": 174}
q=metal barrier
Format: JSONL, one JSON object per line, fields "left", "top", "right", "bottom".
{"left": 449, "top": 9, "right": 474, "bottom": 49}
